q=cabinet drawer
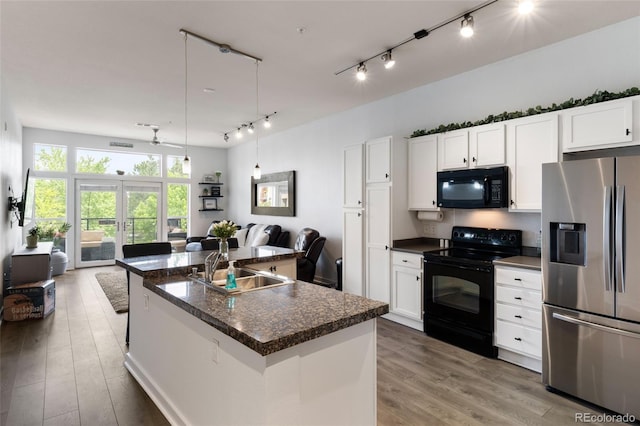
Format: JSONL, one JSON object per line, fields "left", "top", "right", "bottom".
{"left": 391, "top": 251, "right": 423, "bottom": 269}
{"left": 496, "top": 286, "right": 541, "bottom": 310}
{"left": 496, "top": 303, "right": 541, "bottom": 329}
{"left": 495, "top": 319, "right": 542, "bottom": 358}
{"left": 495, "top": 266, "right": 541, "bottom": 290}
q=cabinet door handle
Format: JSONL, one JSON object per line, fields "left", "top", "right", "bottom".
{"left": 432, "top": 200, "right": 436, "bottom": 206}
{"left": 514, "top": 278, "right": 522, "bottom": 281}
{"left": 357, "top": 212, "right": 361, "bottom": 217}
{"left": 510, "top": 200, "right": 515, "bottom": 206}
{"left": 514, "top": 337, "right": 522, "bottom": 341}
{"left": 463, "top": 158, "right": 467, "bottom": 164}
{"left": 402, "top": 259, "right": 408, "bottom": 263}
{"left": 626, "top": 128, "right": 631, "bottom": 136}
{"left": 514, "top": 296, "right": 522, "bottom": 300}
{"left": 514, "top": 315, "right": 522, "bottom": 319}
{"left": 416, "top": 276, "right": 420, "bottom": 281}
{"left": 358, "top": 200, "right": 362, "bottom": 205}
{"left": 472, "top": 156, "right": 477, "bottom": 163}
{"left": 385, "top": 245, "right": 389, "bottom": 250}
{"left": 385, "top": 173, "right": 389, "bottom": 179}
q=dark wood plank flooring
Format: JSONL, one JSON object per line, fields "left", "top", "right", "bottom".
{"left": 1, "top": 266, "right": 621, "bottom": 425}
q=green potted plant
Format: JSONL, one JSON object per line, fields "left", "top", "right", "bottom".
{"left": 26, "top": 225, "right": 40, "bottom": 248}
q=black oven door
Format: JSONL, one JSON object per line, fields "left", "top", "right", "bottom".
{"left": 424, "top": 260, "right": 494, "bottom": 333}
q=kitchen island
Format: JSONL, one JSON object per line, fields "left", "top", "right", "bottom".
{"left": 117, "top": 246, "right": 388, "bottom": 425}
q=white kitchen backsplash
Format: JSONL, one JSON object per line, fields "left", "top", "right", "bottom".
{"left": 424, "top": 210, "right": 541, "bottom": 247}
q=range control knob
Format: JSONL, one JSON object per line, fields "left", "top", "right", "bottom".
{"left": 453, "top": 231, "right": 459, "bottom": 238}
{"left": 509, "top": 234, "right": 517, "bottom": 242}
{"left": 500, "top": 234, "right": 508, "bottom": 241}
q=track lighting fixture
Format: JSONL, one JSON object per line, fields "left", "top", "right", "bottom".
{"left": 356, "top": 63, "right": 367, "bottom": 81}
{"left": 518, "top": 0, "right": 534, "bottom": 15}
{"left": 263, "top": 115, "right": 271, "bottom": 128}
{"left": 381, "top": 51, "right": 395, "bottom": 69}
{"left": 335, "top": 0, "right": 499, "bottom": 78}
{"left": 247, "top": 123, "right": 255, "bottom": 134}
{"left": 460, "top": 14, "right": 474, "bottom": 38}
{"left": 223, "top": 133, "right": 229, "bottom": 142}
{"left": 236, "top": 127, "right": 243, "bottom": 139}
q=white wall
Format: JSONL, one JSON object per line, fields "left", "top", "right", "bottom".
{"left": 21, "top": 127, "right": 228, "bottom": 268}
{"left": 227, "top": 17, "right": 640, "bottom": 283}
{"left": 1, "top": 82, "right": 24, "bottom": 306}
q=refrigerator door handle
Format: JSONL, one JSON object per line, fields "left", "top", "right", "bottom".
{"left": 552, "top": 312, "right": 640, "bottom": 340}
{"left": 615, "top": 185, "right": 625, "bottom": 293}
{"left": 604, "top": 186, "right": 613, "bottom": 292}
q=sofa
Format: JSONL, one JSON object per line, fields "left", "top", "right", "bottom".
{"left": 185, "top": 222, "right": 289, "bottom": 252}
{"left": 80, "top": 230, "right": 115, "bottom": 261}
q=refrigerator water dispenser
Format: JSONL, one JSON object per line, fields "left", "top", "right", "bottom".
{"left": 550, "top": 222, "right": 586, "bottom": 266}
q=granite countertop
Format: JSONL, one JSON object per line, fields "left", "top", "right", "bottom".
{"left": 116, "top": 245, "right": 304, "bottom": 278}
{"left": 493, "top": 255, "right": 541, "bottom": 271}
{"left": 392, "top": 237, "right": 442, "bottom": 254}
{"left": 144, "top": 275, "right": 389, "bottom": 356}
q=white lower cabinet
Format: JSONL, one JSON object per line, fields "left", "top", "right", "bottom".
{"left": 494, "top": 265, "right": 542, "bottom": 373}
{"left": 387, "top": 251, "right": 423, "bottom": 331}
{"left": 245, "top": 258, "right": 297, "bottom": 280}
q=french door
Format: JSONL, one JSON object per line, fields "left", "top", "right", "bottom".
{"left": 75, "top": 180, "right": 162, "bottom": 267}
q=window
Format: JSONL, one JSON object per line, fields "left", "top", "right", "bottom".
{"left": 32, "top": 177, "right": 68, "bottom": 252}
{"left": 167, "top": 155, "right": 190, "bottom": 178}
{"left": 34, "top": 144, "right": 67, "bottom": 172}
{"left": 167, "top": 183, "right": 189, "bottom": 238}
{"left": 76, "top": 149, "right": 161, "bottom": 176}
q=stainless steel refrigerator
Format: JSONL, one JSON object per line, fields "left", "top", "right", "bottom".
{"left": 542, "top": 157, "right": 640, "bottom": 418}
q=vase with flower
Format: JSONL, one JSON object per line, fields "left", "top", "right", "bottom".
{"left": 211, "top": 220, "right": 237, "bottom": 259}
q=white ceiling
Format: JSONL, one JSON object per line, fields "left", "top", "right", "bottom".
{"left": 2, "top": 1, "right": 639, "bottom": 148}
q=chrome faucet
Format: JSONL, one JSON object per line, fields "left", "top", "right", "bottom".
{"left": 204, "top": 251, "right": 222, "bottom": 283}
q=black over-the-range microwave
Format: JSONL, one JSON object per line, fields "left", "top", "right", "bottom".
{"left": 436, "top": 166, "right": 509, "bottom": 209}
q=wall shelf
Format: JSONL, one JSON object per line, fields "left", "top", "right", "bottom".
{"left": 198, "top": 182, "right": 223, "bottom": 185}
{"left": 199, "top": 209, "right": 224, "bottom": 212}
{"left": 198, "top": 195, "right": 224, "bottom": 198}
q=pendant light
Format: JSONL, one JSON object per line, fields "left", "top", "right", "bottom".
{"left": 182, "top": 32, "right": 191, "bottom": 174}
{"left": 253, "top": 60, "right": 261, "bottom": 179}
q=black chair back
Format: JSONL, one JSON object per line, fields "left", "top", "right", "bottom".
{"left": 123, "top": 242, "right": 172, "bottom": 258}
{"left": 200, "top": 238, "right": 239, "bottom": 251}
{"left": 294, "top": 228, "right": 320, "bottom": 254}
{"left": 305, "top": 237, "right": 326, "bottom": 265}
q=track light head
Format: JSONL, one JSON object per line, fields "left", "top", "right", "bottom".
{"left": 223, "top": 133, "right": 229, "bottom": 142}
{"left": 264, "top": 116, "right": 271, "bottom": 128}
{"left": 518, "top": 0, "right": 534, "bottom": 15}
{"left": 381, "top": 51, "right": 395, "bottom": 69}
{"left": 460, "top": 14, "right": 474, "bottom": 38}
{"left": 356, "top": 62, "right": 367, "bottom": 81}
{"left": 248, "top": 123, "right": 255, "bottom": 134}
{"left": 236, "top": 127, "right": 243, "bottom": 139}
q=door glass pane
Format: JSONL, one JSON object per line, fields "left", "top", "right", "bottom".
{"left": 125, "top": 185, "right": 159, "bottom": 244}
{"left": 167, "top": 183, "right": 189, "bottom": 240}
{"left": 442, "top": 180, "right": 484, "bottom": 201}
{"left": 79, "top": 183, "right": 117, "bottom": 262}
{"left": 433, "top": 275, "right": 479, "bottom": 313}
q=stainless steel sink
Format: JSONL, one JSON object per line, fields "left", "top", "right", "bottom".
{"left": 189, "top": 267, "right": 294, "bottom": 294}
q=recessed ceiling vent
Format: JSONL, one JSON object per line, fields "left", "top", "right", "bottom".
{"left": 110, "top": 141, "right": 134, "bottom": 148}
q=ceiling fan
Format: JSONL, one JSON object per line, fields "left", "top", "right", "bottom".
{"left": 149, "top": 127, "right": 183, "bottom": 149}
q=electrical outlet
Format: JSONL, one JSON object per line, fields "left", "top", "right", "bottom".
{"left": 423, "top": 223, "right": 436, "bottom": 236}
{"left": 143, "top": 293, "right": 149, "bottom": 310}
{"left": 211, "top": 338, "right": 219, "bottom": 363}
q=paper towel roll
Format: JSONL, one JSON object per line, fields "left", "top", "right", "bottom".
{"left": 416, "top": 211, "right": 443, "bottom": 222}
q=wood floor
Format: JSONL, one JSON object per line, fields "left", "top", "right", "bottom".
{"left": 1, "top": 266, "right": 620, "bottom": 425}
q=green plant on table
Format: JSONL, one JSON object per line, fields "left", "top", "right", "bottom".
{"left": 28, "top": 225, "right": 40, "bottom": 237}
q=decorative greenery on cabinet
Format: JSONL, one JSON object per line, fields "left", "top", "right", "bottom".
{"left": 411, "top": 87, "right": 640, "bottom": 138}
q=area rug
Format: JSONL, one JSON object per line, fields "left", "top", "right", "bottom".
{"left": 95, "top": 271, "right": 128, "bottom": 313}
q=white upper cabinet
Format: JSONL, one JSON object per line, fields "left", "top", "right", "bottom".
{"left": 365, "top": 136, "right": 391, "bottom": 183}
{"left": 562, "top": 97, "right": 635, "bottom": 153}
{"left": 343, "top": 144, "right": 364, "bottom": 208}
{"left": 408, "top": 135, "right": 438, "bottom": 210}
{"left": 507, "top": 113, "right": 559, "bottom": 212}
{"left": 438, "top": 129, "right": 469, "bottom": 170}
{"left": 438, "top": 125, "right": 505, "bottom": 171}
{"left": 469, "top": 123, "right": 506, "bottom": 168}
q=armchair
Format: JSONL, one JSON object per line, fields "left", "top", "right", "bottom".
{"left": 294, "top": 228, "right": 327, "bottom": 283}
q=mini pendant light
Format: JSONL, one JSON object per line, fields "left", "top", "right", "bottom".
{"left": 253, "top": 60, "right": 261, "bottom": 179}
{"left": 182, "top": 32, "right": 191, "bottom": 174}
